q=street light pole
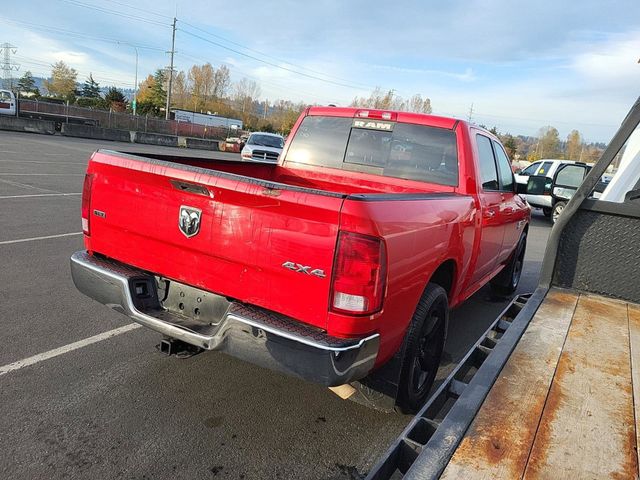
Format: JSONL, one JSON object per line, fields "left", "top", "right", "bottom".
{"left": 133, "top": 46, "right": 138, "bottom": 116}
{"left": 118, "top": 42, "right": 140, "bottom": 116}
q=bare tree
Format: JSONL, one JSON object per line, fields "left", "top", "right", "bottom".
{"left": 213, "top": 65, "right": 231, "bottom": 99}
{"left": 565, "top": 130, "right": 583, "bottom": 160}
{"left": 171, "top": 71, "right": 189, "bottom": 109}
{"left": 351, "top": 87, "right": 431, "bottom": 113}
{"left": 233, "top": 78, "right": 261, "bottom": 120}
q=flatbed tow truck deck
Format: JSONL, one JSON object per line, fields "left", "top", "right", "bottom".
{"left": 442, "top": 289, "right": 638, "bottom": 479}
{"left": 367, "top": 97, "right": 640, "bottom": 480}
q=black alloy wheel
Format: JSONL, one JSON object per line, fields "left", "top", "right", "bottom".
{"left": 397, "top": 283, "right": 448, "bottom": 413}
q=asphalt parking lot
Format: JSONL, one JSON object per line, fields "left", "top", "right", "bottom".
{"left": 0, "top": 130, "right": 551, "bottom": 480}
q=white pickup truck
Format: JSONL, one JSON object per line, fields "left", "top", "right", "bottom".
{"left": 0, "top": 89, "right": 17, "bottom": 116}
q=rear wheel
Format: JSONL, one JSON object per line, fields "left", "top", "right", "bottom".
{"left": 542, "top": 207, "right": 552, "bottom": 217}
{"left": 397, "top": 283, "right": 448, "bottom": 414}
{"left": 491, "top": 232, "right": 527, "bottom": 296}
{"left": 551, "top": 201, "right": 566, "bottom": 224}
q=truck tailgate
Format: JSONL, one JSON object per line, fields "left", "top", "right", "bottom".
{"left": 85, "top": 152, "right": 345, "bottom": 329}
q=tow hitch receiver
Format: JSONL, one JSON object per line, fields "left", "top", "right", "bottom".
{"left": 157, "top": 338, "right": 203, "bottom": 359}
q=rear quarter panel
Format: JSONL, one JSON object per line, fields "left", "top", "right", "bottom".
{"left": 332, "top": 195, "right": 477, "bottom": 366}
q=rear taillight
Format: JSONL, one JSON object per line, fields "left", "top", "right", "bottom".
{"left": 81, "top": 173, "right": 94, "bottom": 235}
{"left": 331, "top": 232, "right": 387, "bottom": 315}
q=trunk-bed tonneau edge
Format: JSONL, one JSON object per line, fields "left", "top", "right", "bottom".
{"left": 93, "top": 149, "right": 349, "bottom": 199}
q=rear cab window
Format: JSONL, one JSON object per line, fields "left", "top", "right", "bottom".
{"left": 285, "top": 115, "right": 459, "bottom": 186}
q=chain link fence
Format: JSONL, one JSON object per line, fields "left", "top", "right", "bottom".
{"left": 18, "top": 100, "right": 231, "bottom": 140}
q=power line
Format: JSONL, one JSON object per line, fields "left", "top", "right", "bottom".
{"left": 473, "top": 110, "right": 617, "bottom": 128}
{"left": 57, "top": 0, "right": 170, "bottom": 27}
{"left": 175, "top": 52, "right": 349, "bottom": 105}
{"left": 0, "top": 17, "right": 165, "bottom": 52}
{"left": 178, "top": 28, "right": 365, "bottom": 91}
{"left": 16, "top": 56, "right": 135, "bottom": 87}
{"left": 100, "top": 0, "right": 173, "bottom": 20}
{"left": 179, "top": 20, "right": 374, "bottom": 90}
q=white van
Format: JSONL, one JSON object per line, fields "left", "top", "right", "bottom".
{"left": 0, "top": 89, "right": 17, "bottom": 116}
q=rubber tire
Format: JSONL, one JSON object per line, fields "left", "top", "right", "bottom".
{"left": 396, "top": 283, "right": 448, "bottom": 414}
{"left": 551, "top": 201, "right": 566, "bottom": 225}
{"left": 542, "top": 207, "right": 552, "bottom": 217}
{"left": 490, "top": 232, "right": 527, "bottom": 296}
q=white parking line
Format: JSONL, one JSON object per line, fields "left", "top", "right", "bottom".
{"left": 0, "top": 160, "right": 86, "bottom": 165}
{"left": 0, "top": 193, "right": 81, "bottom": 199}
{"left": 0, "top": 232, "right": 83, "bottom": 245}
{"left": 0, "top": 177, "right": 62, "bottom": 194}
{"left": 0, "top": 324, "right": 142, "bottom": 377}
{"left": 0, "top": 173, "right": 84, "bottom": 176}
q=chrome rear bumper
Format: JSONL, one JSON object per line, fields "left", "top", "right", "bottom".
{"left": 70, "top": 251, "right": 379, "bottom": 386}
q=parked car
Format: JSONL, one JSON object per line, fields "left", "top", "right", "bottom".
{"left": 0, "top": 89, "right": 17, "bottom": 116}
{"left": 523, "top": 162, "right": 612, "bottom": 224}
{"left": 514, "top": 159, "right": 584, "bottom": 216}
{"left": 219, "top": 136, "right": 242, "bottom": 153}
{"left": 240, "top": 132, "right": 284, "bottom": 162}
{"left": 70, "top": 107, "right": 530, "bottom": 413}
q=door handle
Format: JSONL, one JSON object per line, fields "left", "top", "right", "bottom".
{"left": 484, "top": 210, "right": 496, "bottom": 218}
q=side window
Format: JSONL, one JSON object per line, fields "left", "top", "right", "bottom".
{"left": 493, "top": 141, "right": 514, "bottom": 191}
{"left": 0, "top": 91, "right": 10, "bottom": 102}
{"left": 556, "top": 165, "right": 588, "bottom": 187}
{"left": 538, "top": 161, "right": 554, "bottom": 176}
{"left": 521, "top": 162, "right": 540, "bottom": 176}
{"left": 476, "top": 134, "right": 499, "bottom": 191}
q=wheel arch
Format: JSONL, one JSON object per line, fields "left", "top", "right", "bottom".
{"left": 428, "top": 258, "right": 457, "bottom": 301}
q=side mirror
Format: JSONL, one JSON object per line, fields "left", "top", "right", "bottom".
{"left": 525, "top": 175, "right": 552, "bottom": 195}
{"left": 516, "top": 182, "right": 527, "bottom": 194}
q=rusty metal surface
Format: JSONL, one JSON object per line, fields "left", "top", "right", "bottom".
{"left": 439, "top": 289, "right": 578, "bottom": 479}
{"left": 440, "top": 292, "right": 639, "bottom": 480}
{"left": 523, "top": 294, "right": 637, "bottom": 480}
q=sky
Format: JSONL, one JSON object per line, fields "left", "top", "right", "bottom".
{"left": 2, "top": 0, "right": 639, "bottom": 142}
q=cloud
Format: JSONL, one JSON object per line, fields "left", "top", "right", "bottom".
{"left": 368, "top": 64, "right": 476, "bottom": 82}
{"left": 49, "top": 50, "right": 88, "bottom": 65}
{"left": 570, "top": 30, "right": 640, "bottom": 98}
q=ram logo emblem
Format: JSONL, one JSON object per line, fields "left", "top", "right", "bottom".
{"left": 178, "top": 206, "right": 202, "bottom": 238}
{"left": 282, "top": 261, "right": 326, "bottom": 278}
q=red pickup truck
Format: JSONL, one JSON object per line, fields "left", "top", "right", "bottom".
{"left": 71, "top": 107, "right": 530, "bottom": 412}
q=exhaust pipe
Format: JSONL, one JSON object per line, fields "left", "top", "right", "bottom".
{"left": 158, "top": 338, "right": 203, "bottom": 358}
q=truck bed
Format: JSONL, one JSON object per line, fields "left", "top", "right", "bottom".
{"left": 440, "top": 288, "right": 639, "bottom": 479}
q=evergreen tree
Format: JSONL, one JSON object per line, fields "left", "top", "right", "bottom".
{"left": 104, "top": 87, "right": 127, "bottom": 111}
{"left": 17, "top": 71, "right": 39, "bottom": 95}
{"left": 82, "top": 73, "right": 101, "bottom": 98}
{"left": 151, "top": 69, "right": 167, "bottom": 110}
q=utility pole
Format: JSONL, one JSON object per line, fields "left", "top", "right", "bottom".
{"left": 165, "top": 17, "right": 177, "bottom": 120}
{"left": 467, "top": 102, "right": 474, "bottom": 122}
{"left": 0, "top": 43, "right": 19, "bottom": 90}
